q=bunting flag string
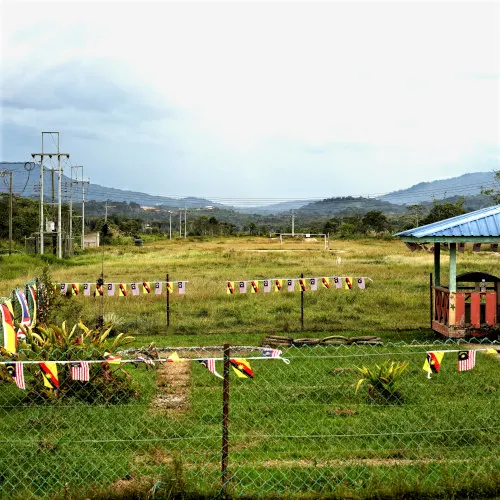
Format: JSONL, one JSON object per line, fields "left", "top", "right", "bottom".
{"left": 56, "top": 281, "right": 189, "bottom": 296}
{"left": 225, "top": 276, "right": 372, "bottom": 294}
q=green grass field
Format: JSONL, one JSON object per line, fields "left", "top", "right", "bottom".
{"left": 1, "top": 237, "right": 499, "bottom": 498}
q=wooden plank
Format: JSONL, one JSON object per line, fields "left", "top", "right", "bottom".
{"left": 470, "top": 292, "right": 481, "bottom": 328}
{"left": 485, "top": 292, "right": 497, "bottom": 326}
{"left": 454, "top": 292, "right": 465, "bottom": 327}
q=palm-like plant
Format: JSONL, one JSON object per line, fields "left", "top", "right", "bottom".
{"left": 355, "top": 360, "right": 409, "bottom": 403}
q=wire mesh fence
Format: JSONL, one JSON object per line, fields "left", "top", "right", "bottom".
{"left": 0, "top": 342, "right": 499, "bottom": 499}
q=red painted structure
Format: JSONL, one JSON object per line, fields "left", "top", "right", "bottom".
{"left": 432, "top": 272, "right": 499, "bottom": 338}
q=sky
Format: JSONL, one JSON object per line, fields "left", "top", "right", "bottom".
{"left": 1, "top": 0, "right": 499, "bottom": 203}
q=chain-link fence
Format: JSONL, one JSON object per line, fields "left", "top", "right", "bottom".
{"left": 1, "top": 343, "right": 499, "bottom": 499}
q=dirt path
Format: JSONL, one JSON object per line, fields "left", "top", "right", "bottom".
{"left": 150, "top": 360, "right": 191, "bottom": 413}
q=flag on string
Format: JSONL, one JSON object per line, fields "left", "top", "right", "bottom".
{"left": 118, "top": 284, "right": 127, "bottom": 296}
{"left": 458, "top": 350, "right": 476, "bottom": 372}
{"left": 250, "top": 280, "right": 259, "bottom": 293}
{"left": 15, "top": 289, "right": 31, "bottom": 329}
{"left": 4, "top": 299, "right": 14, "bottom": 317}
{"left": 484, "top": 348, "right": 498, "bottom": 355}
{"left": 287, "top": 279, "right": 295, "bottom": 292}
{"left": 60, "top": 283, "right": 68, "bottom": 295}
{"left": 167, "top": 282, "right": 173, "bottom": 294}
{"left": 1, "top": 303, "right": 17, "bottom": 353}
{"left": 95, "top": 284, "right": 104, "bottom": 296}
{"left": 230, "top": 358, "right": 254, "bottom": 379}
{"left": 155, "top": 282, "right": 162, "bottom": 295}
{"left": 274, "top": 279, "right": 283, "bottom": 292}
{"left": 263, "top": 280, "right": 271, "bottom": 293}
{"left": 310, "top": 278, "right": 318, "bottom": 291}
{"left": 321, "top": 277, "right": 330, "bottom": 289}
{"left": 6, "top": 362, "right": 25, "bottom": 389}
{"left": 71, "top": 284, "right": 80, "bottom": 296}
{"left": 70, "top": 361, "right": 90, "bottom": 381}
{"left": 27, "top": 285, "right": 37, "bottom": 326}
{"left": 104, "top": 352, "right": 122, "bottom": 364}
{"left": 137, "top": 356, "right": 155, "bottom": 366}
{"left": 345, "top": 277, "right": 353, "bottom": 290}
{"left": 239, "top": 281, "right": 247, "bottom": 294}
{"left": 131, "top": 283, "right": 140, "bottom": 296}
{"left": 227, "top": 281, "right": 235, "bottom": 295}
{"left": 333, "top": 276, "right": 342, "bottom": 289}
{"left": 198, "top": 359, "right": 223, "bottom": 379}
{"left": 262, "top": 348, "right": 282, "bottom": 358}
{"left": 357, "top": 278, "right": 365, "bottom": 289}
{"left": 178, "top": 281, "right": 186, "bottom": 295}
{"left": 107, "top": 283, "right": 115, "bottom": 296}
{"left": 298, "top": 279, "right": 306, "bottom": 291}
{"left": 39, "top": 362, "right": 59, "bottom": 389}
{"left": 423, "top": 351, "right": 445, "bottom": 378}
{"left": 142, "top": 282, "right": 151, "bottom": 294}
{"left": 472, "top": 243, "right": 481, "bottom": 252}
{"left": 167, "top": 352, "right": 182, "bottom": 362}
{"left": 83, "top": 283, "right": 91, "bottom": 296}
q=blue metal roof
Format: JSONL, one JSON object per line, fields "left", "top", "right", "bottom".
{"left": 394, "top": 205, "right": 500, "bottom": 240}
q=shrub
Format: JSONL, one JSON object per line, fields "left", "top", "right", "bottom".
{"left": 355, "top": 360, "right": 409, "bottom": 403}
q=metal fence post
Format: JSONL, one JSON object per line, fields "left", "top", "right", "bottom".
{"left": 300, "top": 272, "right": 304, "bottom": 331}
{"left": 222, "top": 343, "right": 230, "bottom": 495}
{"left": 166, "top": 272, "right": 170, "bottom": 328}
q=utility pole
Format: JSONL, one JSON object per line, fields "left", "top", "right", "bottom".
{"left": 70, "top": 166, "right": 89, "bottom": 251}
{"left": 104, "top": 201, "right": 115, "bottom": 222}
{"left": 168, "top": 211, "right": 172, "bottom": 240}
{"left": 179, "top": 208, "right": 182, "bottom": 238}
{"left": 0, "top": 170, "right": 13, "bottom": 255}
{"left": 32, "top": 132, "right": 69, "bottom": 258}
{"left": 291, "top": 210, "right": 295, "bottom": 236}
{"left": 184, "top": 207, "right": 187, "bottom": 238}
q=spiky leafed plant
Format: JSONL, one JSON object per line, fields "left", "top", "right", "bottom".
{"left": 355, "top": 360, "right": 409, "bottom": 403}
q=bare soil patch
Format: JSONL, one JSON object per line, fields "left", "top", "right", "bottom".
{"left": 150, "top": 361, "right": 191, "bottom": 413}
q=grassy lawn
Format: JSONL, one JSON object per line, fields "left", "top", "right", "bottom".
{"left": 0, "top": 237, "right": 499, "bottom": 498}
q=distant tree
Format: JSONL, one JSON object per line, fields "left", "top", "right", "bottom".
{"left": 248, "top": 222, "right": 257, "bottom": 235}
{"left": 362, "top": 210, "right": 389, "bottom": 234}
{"left": 407, "top": 204, "right": 427, "bottom": 227}
{"left": 323, "top": 218, "right": 340, "bottom": 235}
{"left": 481, "top": 171, "right": 500, "bottom": 204}
{"left": 421, "top": 198, "right": 466, "bottom": 225}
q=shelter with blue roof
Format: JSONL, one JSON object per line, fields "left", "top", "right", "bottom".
{"left": 394, "top": 205, "right": 500, "bottom": 338}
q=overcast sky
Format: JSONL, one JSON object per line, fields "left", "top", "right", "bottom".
{"left": 1, "top": 0, "right": 499, "bottom": 203}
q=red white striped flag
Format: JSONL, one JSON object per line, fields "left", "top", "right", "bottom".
{"left": 458, "top": 350, "right": 476, "bottom": 372}
{"left": 70, "top": 361, "right": 90, "bottom": 381}
{"left": 198, "top": 359, "right": 223, "bottom": 379}
{"left": 262, "top": 348, "right": 282, "bottom": 358}
{"left": 6, "top": 362, "right": 25, "bottom": 389}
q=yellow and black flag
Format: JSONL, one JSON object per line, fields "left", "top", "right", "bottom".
{"left": 142, "top": 282, "right": 151, "bottom": 294}
{"left": 39, "top": 362, "right": 59, "bottom": 389}
{"left": 230, "top": 358, "right": 254, "bottom": 379}
{"left": 274, "top": 279, "right": 283, "bottom": 292}
{"left": 250, "top": 280, "right": 259, "bottom": 293}
{"left": 423, "top": 351, "right": 445, "bottom": 378}
{"left": 119, "top": 284, "right": 127, "bottom": 296}
{"left": 227, "top": 281, "right": 235, "bottom": 295}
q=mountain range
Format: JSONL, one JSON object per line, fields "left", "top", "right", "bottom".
{"left": 0, "top": 162, "right": 496, "bottom": 214}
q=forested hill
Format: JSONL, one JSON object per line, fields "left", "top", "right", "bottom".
{"left": 380, "top": 171, "right": 495, "bottom": 205}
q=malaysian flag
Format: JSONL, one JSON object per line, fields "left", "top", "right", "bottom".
{"left": 6, "top": 362, "right": 25, "bottom": 390}
{"left": 262, "top": 348, "right": 282, "bottom": 358}
{"left": 137, "top": 356, "right": 155, "bottom": 366}
{"left": 458, "top": 350, "right": 476, "bottom": 372}
{"left": 70, "top": 361, "right": 90, "bottom": 381}
{"left": 131, "top": 283, "right": 140, "bottom": 296}
{"left": 155, "top": 282, "right": 162, "bottom": 295}
{"left": 198, "top": 359, "right": 223, "bottom": 379}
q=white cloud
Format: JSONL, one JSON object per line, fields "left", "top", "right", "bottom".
{"left": 1, "top": 0, "right": 499, "bottom": 198}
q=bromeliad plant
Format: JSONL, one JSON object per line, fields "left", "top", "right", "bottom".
{"left": 355, "top": 360, "right": 409, "bottom": 404}
{"left": 19, "top": 321, "right": 134, "bottom": 360}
